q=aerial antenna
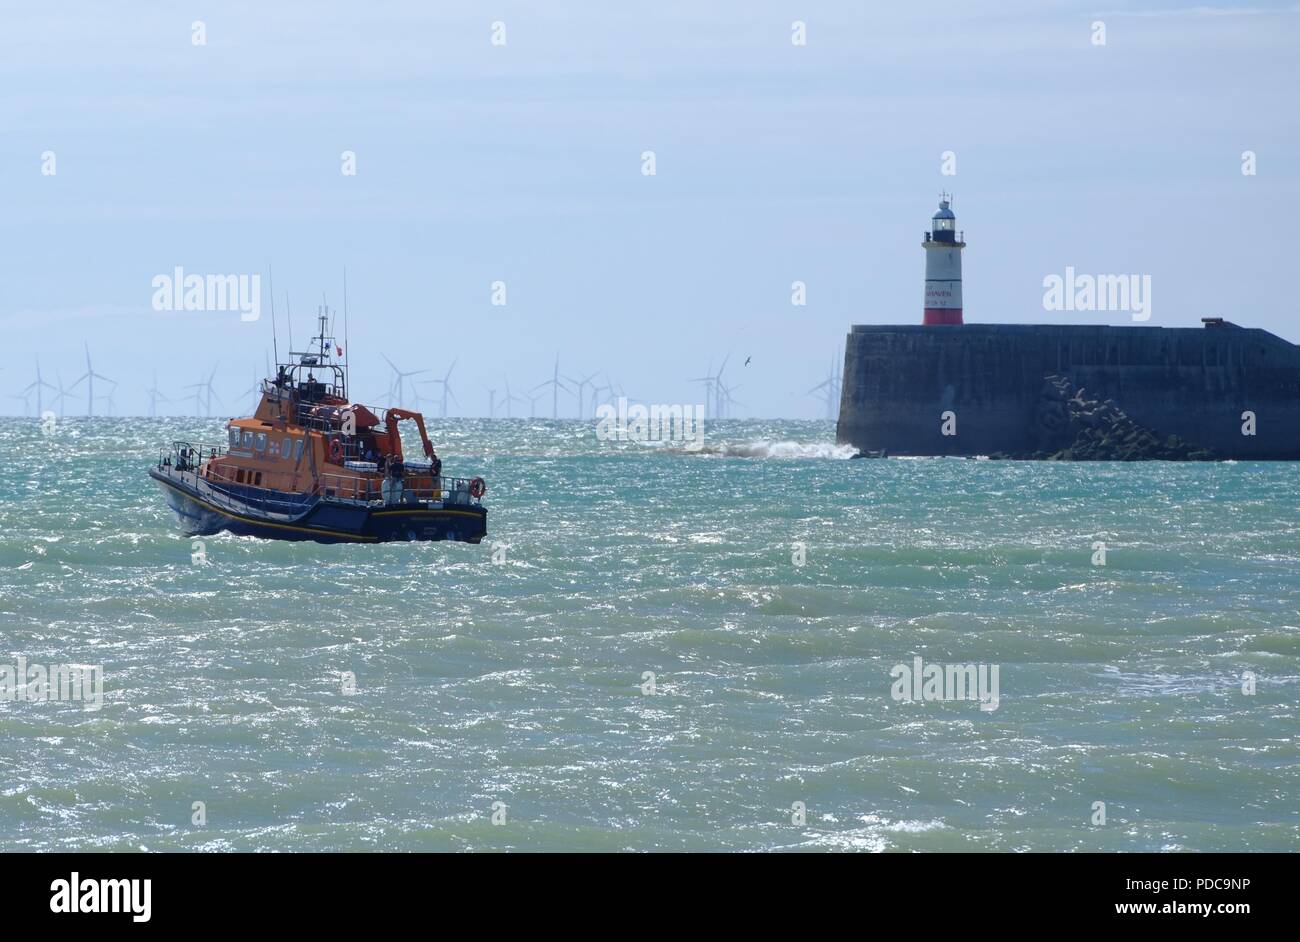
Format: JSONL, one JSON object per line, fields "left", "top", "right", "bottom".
{"left": 318, "top": 292, "right": 330, "bottom": 348}
{"left": 268, "top": 263, "right": 278, "bottom": 368}
{"left": 287, "top": 294, "right": 293, "bottom": 358}
{"left": 318, "top": 293, "right": 332, "bottom": 362}
{"left": 326, "top": 292, "right": 337, "bottom": 356}
{"left": 343, "top": 267, "right": 350, "bottom": 399}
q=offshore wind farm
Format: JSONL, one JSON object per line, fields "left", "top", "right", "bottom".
{"left": 2, "top": 343, "right": 827, "bottom": 421}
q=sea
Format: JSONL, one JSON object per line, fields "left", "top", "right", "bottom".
{"left": 1, "top": 416, "right": 1297, "bottom": 851}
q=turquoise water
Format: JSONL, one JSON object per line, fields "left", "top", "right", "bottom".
{"left": 1, "top": 416, "right": 1297, "bottom": 851}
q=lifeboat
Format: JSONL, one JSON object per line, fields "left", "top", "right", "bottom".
{"left": 149, "top": 310, "right": 487, "bottom": 544}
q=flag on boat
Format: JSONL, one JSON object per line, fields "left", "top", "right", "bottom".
{"left": 336, "top": 344, "right": 344, "bottom": 356}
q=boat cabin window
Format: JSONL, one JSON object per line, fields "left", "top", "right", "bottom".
{"left": 254, "top": 472, "right": 262, "bottom": 486}
{"left": 228, "top": 428, "right": 239, "bottom": 448}
{"left": 236, "top": 469, "right": 246, "bottom": 484}
{"left": 282, "top": 438, "right": 292, "bottom": 460}
{"left": 255, "top": 432, "right": 267, "bottom": 452}
{"left": 294, "top": 439, "right": 305, "bottom": 461}
{"left": 242, "top": 430, "right": 254, "bottom": 449}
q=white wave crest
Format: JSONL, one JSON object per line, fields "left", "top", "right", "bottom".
{"left": 668, "top": 439, "right": 859, "bottom": 459}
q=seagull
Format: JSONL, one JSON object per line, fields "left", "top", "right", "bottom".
{"left": 744, "top": 356, "right": 751, "bottom": 366}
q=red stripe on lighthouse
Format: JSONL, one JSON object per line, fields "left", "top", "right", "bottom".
{"left": 923, "top": 308, "right": 963, "bottom": 325}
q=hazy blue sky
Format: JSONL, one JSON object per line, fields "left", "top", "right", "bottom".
{"left": 2, "top": 1, "right": 1298, "bottom": 417}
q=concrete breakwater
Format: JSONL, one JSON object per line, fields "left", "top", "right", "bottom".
{"left": 836, "top": 323, "right": 1300, "bottom": 460}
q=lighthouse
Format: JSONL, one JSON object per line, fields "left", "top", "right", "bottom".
{"left": 922, "top": 195, "right": 965, "bottom": 325}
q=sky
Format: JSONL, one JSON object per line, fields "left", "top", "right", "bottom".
{"left": 2, "top": 1, "right": 1298, "bottom": 418}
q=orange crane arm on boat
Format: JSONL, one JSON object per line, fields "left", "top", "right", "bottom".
{"left": 382, "top": 408, "right": 435, "bottom": 459}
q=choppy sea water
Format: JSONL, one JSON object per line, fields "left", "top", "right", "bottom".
{"left": 1, "top": 416, "right": 1297, "bottom": 852}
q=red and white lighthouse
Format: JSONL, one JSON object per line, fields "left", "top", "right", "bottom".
{"left": 922, "top": 195, "right": 965, "bottom": 325}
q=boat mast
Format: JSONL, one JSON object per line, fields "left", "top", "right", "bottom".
{"left": 309, "top": 304, "right": 345, "bottom": 399}
{"left": 343, "top": 268, "right": 350, "bottom": 400}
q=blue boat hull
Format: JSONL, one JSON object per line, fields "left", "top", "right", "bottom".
{"left": 151, "top": 469, "right": 487, "bottom": 544}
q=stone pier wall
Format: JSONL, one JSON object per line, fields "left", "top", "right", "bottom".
{"left": 835, "top": 323, "right": 1300, "bottom": 459}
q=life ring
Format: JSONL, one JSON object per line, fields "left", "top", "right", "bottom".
{"left": 469, "top": 476, "right": 486, "bottom": 499}
{"left": 329, "top": 438, "right": 343, "bottom": 463}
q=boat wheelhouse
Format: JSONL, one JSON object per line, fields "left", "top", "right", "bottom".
{"left": 150, "top": 309, "right": 487, "bottom": 544}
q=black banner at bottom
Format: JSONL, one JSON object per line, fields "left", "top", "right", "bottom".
{"left": 1, "top": 851, "right": 1283, "bottom": 928}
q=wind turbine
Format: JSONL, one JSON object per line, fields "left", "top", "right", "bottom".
{"left": 69, "top": 343, "right": 115, "bottom": 417}
{"left": 689, "top": 358, "right": 723, "bottom": 421}
{"left": 244, "top": 369, "right": 264, "bottom": 411}
{"left": 502, "top": 377, "right": 525, "bottom": 419}
{"left": 806, "top": 354, "right": 843, "bottom": 420}
{"left": 51, "top": 371, "right": 72, "bottom": 419}
{"left": 145, "top": 371, "right": 171, "bottom": 417}
{"left": 96, "top": 380, "right": 119, "bottom": 417}
{"left": 562, "top": 370, "right": 599, "bottom": 421}
{"left": 805, "top": 377, "right": 833, "bottom": 419}
{"left": 14, "top": 357, "right": 57, "bottom": 417}
{"left": 206, "top": 366, "right": 224, "bottom": 417}
{"left": 409, "top": 381, "right": 437, "bottom": 414}
{"left": 181, "top": 380, "right": 208, "bottom": 416}
{"left": 589, "top": 374, "right": 615, "bottom": 415}
{"left": 712, "top": 354, "right": 732, "bottom": 419}
{"left": 527, "top": 389, "right": 545, "bottom": 418}
{"left": 486, "top": 386, "right": 498, "bottom": 419}
{"left": 718, "top": 378, "right": 743, "bottom": 418}
{"left": 183, "top": 364, "right": 223, "bottom": 418}
{"left": 380, "top": 354, "right": 428, "bottom": 409}
{"left": 532, "top": 354, "right": 571, "bottom": 420}
{"left": 181, "top": 386, "right": 205, "bottom": 416}
{"left": 427, "top": 359, "right": 459, "bottom": 418}
{"left": 249, "top": 351, "right": 273, "bottom": 409}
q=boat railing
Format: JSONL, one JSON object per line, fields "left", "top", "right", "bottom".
{"left": 316, "top": 471, "right": 382, "bottom": 504}
{"left": 295, "top": 404, "right": 339, "bottom": 433}
{"left": 315, "top": 471, "right": 483, "bottom": 507}
{"left": 438, "top": 476, "right": 485, "bottom": 507}
{"left": 158, "top": 440, "right": 227, "bottom": 473}
{"left": 336, "top": 439, "right": 376, "bottom": 464}
{"left": 325, "top": 433, "right": 434, "bottom": 467}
